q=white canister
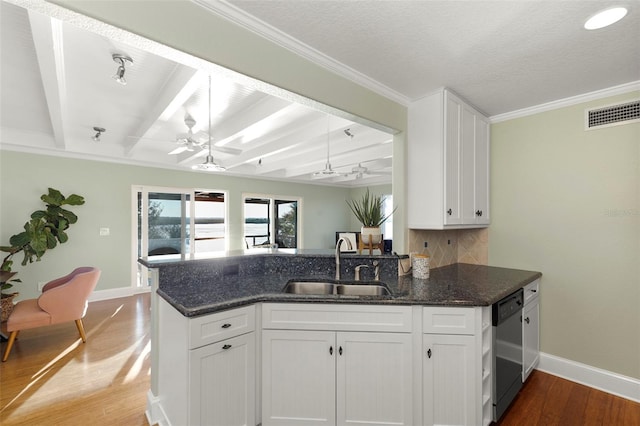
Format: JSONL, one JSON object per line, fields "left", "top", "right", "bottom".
{"left": 412, "top": 254, "right": 430, "bottom": 279}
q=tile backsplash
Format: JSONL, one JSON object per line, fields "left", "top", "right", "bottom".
{"left": 408, "top": 228, "right": 488, "bottom": 268}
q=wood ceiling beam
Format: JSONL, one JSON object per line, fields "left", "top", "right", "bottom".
{"left": 177, "top": 95, "right": 295, "bottom": 164}
{"left": 282, "top": 141, "right": 392, "bottom": 178}
{"left": 253, "top": 126, "right": 391, "bottom": 176}
{"left": 28, "top": 11, "right": 67, "bottom": 149}
{"left": 125, "top": 67, "right": 201, "bottom": 156}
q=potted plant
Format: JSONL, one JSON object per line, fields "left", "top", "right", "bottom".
{"left": 346, "top": 189, "right": 396, "bottom": 246}
{"left": 0, "top": 188, "right": 84, "bottom": 321}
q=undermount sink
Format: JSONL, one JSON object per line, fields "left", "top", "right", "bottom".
{"left": 283, "top": 281, "right": 391, "bottom": 297}
{"left": 336, "top": 284, "right": 390, "bottom": 296}
{"left": 282, "top": 281, "right": 335, "bottom": 295}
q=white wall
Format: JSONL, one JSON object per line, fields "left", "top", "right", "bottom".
{"left": 489, "top": 91, "right": 640, "bottom": 380}
{"left": 0, "top": 151, "right": 355, "bottom": 300}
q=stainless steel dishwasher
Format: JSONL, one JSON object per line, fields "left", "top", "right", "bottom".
{"left": 492, "top": 288, "right": 524, "bottom": 421}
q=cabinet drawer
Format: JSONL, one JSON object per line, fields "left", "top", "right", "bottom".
{"left": 423, "top": 306, "right": 476, "bottom": 335}
{"left": 262, "top": 303, "right": 413, "bottom": 333}
{"left": 523, "top": 279, "right": 540, "bottom": 305}
{"left": 189, "top": 305, "right": 255, "bottom": 349}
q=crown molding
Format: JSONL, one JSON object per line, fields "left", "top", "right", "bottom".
{"left": 193, "top": 0, "right": 410, "bottom": 106}
{"left": 491, "top": 81, "right": 640, "bottom": 123}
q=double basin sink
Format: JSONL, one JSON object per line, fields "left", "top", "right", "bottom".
{"left": 283, "top": 280, "right": 391, "bottom": 297}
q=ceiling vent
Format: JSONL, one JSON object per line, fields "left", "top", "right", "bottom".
{"left": 585, "top": 99, "right": 640, "bottom": 130}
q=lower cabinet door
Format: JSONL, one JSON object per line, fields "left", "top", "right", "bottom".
{"left": 262, "top": 330, "right": 336, "bottom": 425}
{"left": 189, "top": 332, "right": 255, "bottom": 426}
{"left": 337, "top": 332, "right": 413, "bottom": 426}
{"left": 423, "top": 334, "right": 476, "bottom": 426}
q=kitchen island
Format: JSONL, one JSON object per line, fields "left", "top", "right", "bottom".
{"left": 140, "top": 250, "right": 541, "bottom": 426}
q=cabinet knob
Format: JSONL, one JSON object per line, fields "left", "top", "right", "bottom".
{"left": 447, "top": 209, "right": 452, "bottom": 216}
{"left": 339, "top": 346, "right": 343, "bottom": 356}
{"left": 525, "top": 317, "right": 530, "bottom": 324}
{"left": 427, "top": 348, "right": 432, "bottom": 358}
{"left": 330, "top": 346, "right": 333, "bottom": 355}
{"left": 475, "top": 210, "right": 483, "bottom": 217}
{"left": 222, "top": 344, "right": 232, "bottom": 350}
{"left": 221, "top": 323, "right": 232, "bottom": 329}
{"left": 531, "top": 289, "right": 537, "bottom": 293}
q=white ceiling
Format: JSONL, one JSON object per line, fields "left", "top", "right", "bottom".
{"left": 0, "top": 0, "right": 393, "bottom": 187}
{"left": 220, "top": 0, "right": 640, "bottom": 115}
{"left": 1, "top": 1, "right": 638, "bottom": 187}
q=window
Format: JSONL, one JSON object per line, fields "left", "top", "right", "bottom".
{"left": 134, "top": 186, "right": 227, "bottom": 288}
{"left": 243, "top": 195, "right": 300, "bottom": 248}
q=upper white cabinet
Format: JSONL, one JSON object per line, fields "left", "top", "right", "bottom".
{"left": 408, "top": 89, "right": 490, "bottom": 229}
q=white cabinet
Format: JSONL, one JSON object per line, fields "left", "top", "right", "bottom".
{"left": 262, "top": 304, "right": 414, "bottom": 426}
{"left": 262, "top": 330, "right": 335, "bottom": 425}
{"left": 156, "top": 299, "right": 256, "bottom": 426}
{"left": 523, "top": 279, "right": 540, "bottom": 381}
{"left": 423, "top": 334, "right": 476, "bottom": 425}
{"left": 408, "top": 88, "right": 490, "bottom": 229}
{"left": 190, "top": 332, "right": 255, "bottom": 426}
{"left": 422, "top": 306, "right": 492, "bottom": 426}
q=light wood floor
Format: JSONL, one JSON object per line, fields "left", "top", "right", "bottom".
{"left": 1, "top": 293, "right": 151, "bottom": 425}
{"left": 2, "top": 293, "right": 638, "bottom": 425}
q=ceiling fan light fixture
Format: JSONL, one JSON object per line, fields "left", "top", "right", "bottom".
{"left": 312, "top": 162, "right": 339, "bottom": 178}
{"left": 584, "top": 7, "right": 628, "bottom": 30}
{"left": 112, "top": 54, "right": 133, "bottom": 85}
{"left": 192, "top": 154, "right": 226, "bottom": 172}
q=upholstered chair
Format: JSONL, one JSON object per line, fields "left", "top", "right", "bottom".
{"left": 2, "top": 267, "right": 101, "bottom": 361}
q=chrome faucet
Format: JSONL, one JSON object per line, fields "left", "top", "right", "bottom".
{"left": 354, "top": 265, "right": 370, "bottom": 281}
{"left": 373, "top": 260, "right": 380, "bottom": 281}
{"left": 355, "top": 261, "right": 380, "bottom": 281}
{"left": 335, "top": 237, "right": 353, "bottom": 280}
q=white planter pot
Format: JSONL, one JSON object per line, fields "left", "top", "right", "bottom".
{"left": 360, "top": 226, "right": 382, "bottom": 245}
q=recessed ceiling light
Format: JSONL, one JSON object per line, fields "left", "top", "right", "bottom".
{"left": 584, "top": 7, "right": 628, "bottom": 30}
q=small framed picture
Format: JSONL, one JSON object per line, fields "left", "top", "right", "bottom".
{"left": 336, "top": 232, "right": 358, "bottom": 252}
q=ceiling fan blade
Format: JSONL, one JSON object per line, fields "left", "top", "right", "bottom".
{"left": 212, "top": 145, "right": 242, "bottom": 155}
{"left": 168, "top": 146, "right": 188, "bottom": 155}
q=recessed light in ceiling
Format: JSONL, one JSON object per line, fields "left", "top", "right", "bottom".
{"left": 584, "top": 7, "right": 628, "bottom": 30}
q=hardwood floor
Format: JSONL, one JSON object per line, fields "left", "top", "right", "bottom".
{"left": 498, "top": 370, "right": 640, "bottom": 426}
{"left": 1, "top": 293, "right": 151, "bottom": 425}
{"left": 2, "top": 293, "right": 638, "bottom": 425}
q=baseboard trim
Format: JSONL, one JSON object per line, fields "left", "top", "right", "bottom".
{"left": 538, "top": 352, "right": 640, "bottom": 403}
{"left": 88, "top": 286, "right": 150, "bottom": 302}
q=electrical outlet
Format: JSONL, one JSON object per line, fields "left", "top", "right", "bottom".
{"left": 424, "top": 241, "right": 428, "bottom": 248}
{"left": 37, "top": 281, "right": 46, "bottom": 291}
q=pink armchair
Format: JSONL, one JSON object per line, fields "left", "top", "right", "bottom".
{"left": 2, "top": 267, "right": 101, "bottom": 361}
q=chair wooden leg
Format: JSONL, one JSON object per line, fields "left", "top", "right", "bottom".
{"left": 75, "top": 319, "right": 87, "bottom": 342}
{"left": 2, "top": 330, "right": 19, "bottom": 362}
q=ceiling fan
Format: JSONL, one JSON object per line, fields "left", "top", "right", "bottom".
{"left": 168, "top": 114, "right": 206, "bottom": 155}
{"left": 168, "top": 115, "right": 243, "bottom": 156}
{"left": 348, "top": 162, "right": 392, "bottom": 179}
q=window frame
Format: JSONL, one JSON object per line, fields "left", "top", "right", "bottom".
{"left": 131, "top": 185, "right": 228, "bottom": 289}
{"left": 242, "top": 192, "right": 303, "bottom": 249}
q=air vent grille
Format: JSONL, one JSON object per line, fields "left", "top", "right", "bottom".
{"left": 587, "top": 100, "right": 640, "bottom": 129}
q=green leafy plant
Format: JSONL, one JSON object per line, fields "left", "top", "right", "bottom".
{"left": 346, "top": 188, "right": 396, "bottom": 227}
{"left": 0, "top": 188, "right": 84, "bottom": 294}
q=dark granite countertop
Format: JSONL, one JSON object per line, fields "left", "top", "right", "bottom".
{"left": 148, "top": 255, "right": 541, "bottom": 317}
